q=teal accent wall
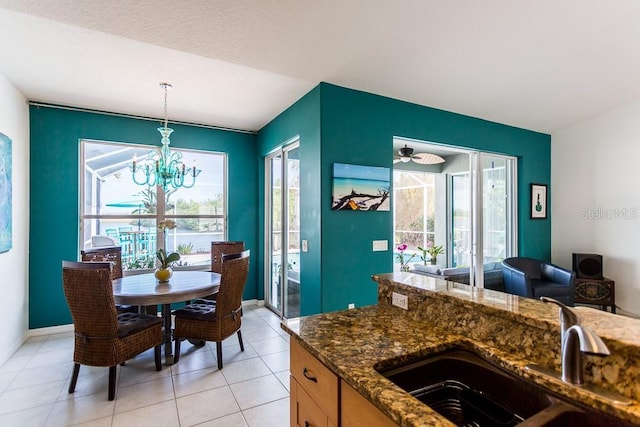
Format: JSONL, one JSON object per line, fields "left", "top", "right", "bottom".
{"left": 257, "top": 87, "right": 322, "bottom": 315}
{"left": 29, "top": 83, "right": 550, "bottom": 327}
{"left": 319, "top": 83, "right": 550, "bottom": 312}
{"left": 257, "top": 83, "right": 550, "bottom": 315}
{"left": 29, "top": 106, "right": 258, "bottom": 328}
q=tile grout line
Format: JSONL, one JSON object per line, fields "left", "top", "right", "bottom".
{"left": 1, "top": 306, "right": 290, "bottom": 427}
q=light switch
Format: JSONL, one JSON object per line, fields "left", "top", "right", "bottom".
{"left": 302, "top": 240, "right": 308, "bottom": 252}
{"left": 372, "top": 240, "right": 388, "bottom": 252}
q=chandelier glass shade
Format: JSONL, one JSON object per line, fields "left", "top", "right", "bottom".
{"left": 130, "top": 83, "right": 201, "bottom": 191}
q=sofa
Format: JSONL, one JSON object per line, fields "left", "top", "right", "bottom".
{"left": 502, "top": 257, "right": 576, "bottom": 306}
{"left": 411, "top": 262, "right": 504, "bottom": 292}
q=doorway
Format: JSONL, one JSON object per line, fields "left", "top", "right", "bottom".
{"left": 393, "top": 138, "right": 517, "bottom": 288}
{"left": 265, "top": 140, "right": 301, "bottom": 318}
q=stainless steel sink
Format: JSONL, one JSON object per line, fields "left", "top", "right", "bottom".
{"left": 376, "top": 347, "right": 635, "bottom": 427}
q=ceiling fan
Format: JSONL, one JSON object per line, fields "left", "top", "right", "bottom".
{"left": 393, "top": 144, "right": 445, "bottom": 165}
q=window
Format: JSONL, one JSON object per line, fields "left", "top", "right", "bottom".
{"left": 393, "top": 170, "right": 437, "bottom": 269}
{"left": 80, "top": 140, "right": 226, "bottom": 272}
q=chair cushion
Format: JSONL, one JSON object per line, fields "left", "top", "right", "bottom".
{"left": 173, "top": 302, "right": 217, "bottom": 321}
{"left": 117, "top": 313, "right": 162, "bottom": 338}
{"left": 116, "top": 305, "right": 139, "bottom": 314}
{"left": 531, "top": 281, "right": 570, "bottom": 298}
{"left": 413, "top": 264, "right": 441, "bottom": 274}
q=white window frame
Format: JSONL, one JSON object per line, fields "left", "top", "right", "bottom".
{"left": 79, "top": 139, "right": 227, "bottom": 273}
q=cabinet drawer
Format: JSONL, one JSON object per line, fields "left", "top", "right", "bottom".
{"left": 290, "top": 339, "right": 338, "bottom": 425}
{"left": 292, "top": 377, "right": 332, "bottom": 427}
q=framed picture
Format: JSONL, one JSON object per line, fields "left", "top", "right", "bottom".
{"left": 530, "top": 183, "right": 547, "bottom": 219}
{"left": 0, "top": 132, "right": 11, "bottom": 253}
{"left": 331, "top": 163, "right": 390, "bottom": 211}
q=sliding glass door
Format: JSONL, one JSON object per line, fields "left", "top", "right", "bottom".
{"left": 391, "top": 142, "right": 518, "bottom": 288}
{"left": 265, "top": 141, "right": 300, "bottom": 318}
{"left": 469, "top": 152, "right": 517, "bottom": 288}
{"left": 451, "top": 172, "right": 471, "bottom": 268}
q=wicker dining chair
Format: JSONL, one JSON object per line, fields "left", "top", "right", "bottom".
{"left": 80, "top": 246, "right": 140, "bottom": 314}
{"left": 81, "top": 246, "right": 123, "bottom": 279}
{"left": 211, "top": 241, "right": 245, "bottom": 273}
{"left": 197, "top": 241, "right": 245, "bottom": 303}
{"left": 62, "top": 261, "right": 163, "bottom": 401}
{"left": 173, "top": 250, "right": 250, "bottom": 369}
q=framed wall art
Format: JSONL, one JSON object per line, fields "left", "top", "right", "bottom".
{"left": 530, "top": 183, "right": 547, "bottom": 219}
{"left": 331, "top": 163, "right": 390, "bottom": 211}
{"left": 0, "top": 132, "right": 11, "bottom": 252}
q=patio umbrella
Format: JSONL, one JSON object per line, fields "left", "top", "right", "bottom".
{"left": 106, "top": 201, "right": 144, "bottom": 230}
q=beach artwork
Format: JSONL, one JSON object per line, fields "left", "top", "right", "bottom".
{"left": 332, "top": 163, "right": 390, "bottom": 211}
{"left": 0, "top": 132, "right": 11, "bottom": 253}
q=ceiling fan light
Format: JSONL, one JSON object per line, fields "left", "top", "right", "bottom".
{"left": 400, "top": 157, "right": 411, "bottom": 163}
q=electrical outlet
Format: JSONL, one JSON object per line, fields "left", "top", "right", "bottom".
{"left": 348, "top": 303, "right": 355, "bottom": 309}
{"left": 392, "top": 292, "right": 408, "bottom": 310}
{"left": 372, "top": 240, "right": 388, "bottom": 252}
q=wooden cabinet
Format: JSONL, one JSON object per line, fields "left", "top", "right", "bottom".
{"left": 290, "top": 339, "right": 398, "bottom": 427}
{"left": 291, "top": 377, "right": 333, "bottom": 427}
{"left": 341, "top": 380, "right": 397, "bottom": 427}
{"left": 290, "top": 339, "right": 338, "bottom": 427}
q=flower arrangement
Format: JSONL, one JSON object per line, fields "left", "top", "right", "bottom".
{"left": 418, "top": 242, "right": 444, "bottom": 265}
{"left": 395, "top": 243, "right": 415, "bottom": 272}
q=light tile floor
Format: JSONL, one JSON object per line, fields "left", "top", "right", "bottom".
{"left": 0, "top": 305, "right": 290, "bottom": 426}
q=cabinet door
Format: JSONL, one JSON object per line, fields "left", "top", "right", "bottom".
{"left": 341, "top": 380, "right": 397, "bottom": 427}
{"left": 291, "top": 376, "right": 330, "bottom": 427}
{"left": 290, "top": 340, "right": 338, "bottom": 425}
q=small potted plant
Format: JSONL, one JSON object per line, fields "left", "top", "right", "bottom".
{"left": 155, "top": 248, "right": 180, "bottom": 282}
{"left": 395, "top": 243, "right": 415, "bottom": 272}
{"left": 418, "top": 242, "right": 444, "bottom": 266}
{"left": 155, "top": 219, "right": 180, "bottom": 282}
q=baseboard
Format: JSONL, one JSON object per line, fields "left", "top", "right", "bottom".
{"left": 28, "top": 323, "right": 74, "bottom": 337}
{"left": 617, "top": 307, "right": 640, "bottom": 319}
{"left": 27, "top": 299, "right": 266, "bottom": 338}
{"left": 242, "top": 299, "right": 264, "bottom": 307}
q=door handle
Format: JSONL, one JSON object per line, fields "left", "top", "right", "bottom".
{"left": 302, "top": 367, "right": 318, "bottom": 383}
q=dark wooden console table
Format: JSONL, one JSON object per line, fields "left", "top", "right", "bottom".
{"left": 575, "top": 277, "right": 616, "bottom": 313}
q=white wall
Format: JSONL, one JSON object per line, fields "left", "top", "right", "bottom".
{"left": 0, "top": 74, "right": 29, "bottom": 365}
{"left": 552, "top": 100, "right": 640, "bottom": 317}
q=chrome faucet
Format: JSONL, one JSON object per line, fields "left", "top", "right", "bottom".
{"left": 540, "top": 297, "right": 610, "bottom": 384}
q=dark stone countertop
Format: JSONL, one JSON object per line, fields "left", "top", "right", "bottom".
{"left": 282, "top": 272, "right": 640, "bottom": 427}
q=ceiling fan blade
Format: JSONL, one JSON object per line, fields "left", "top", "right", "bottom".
{"left": 412, "top": 152, "right": 446, "bottom": 165}
{"left": 393, "top": 158, "right": 402, "bottom": 164}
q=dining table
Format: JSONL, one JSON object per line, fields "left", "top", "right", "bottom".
{"left": 113, "top": 270, "right": 221, "bottom": 365}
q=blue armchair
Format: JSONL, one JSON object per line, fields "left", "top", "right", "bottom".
{"left": 502, "top": 257, "right": 576, "bottom": 306}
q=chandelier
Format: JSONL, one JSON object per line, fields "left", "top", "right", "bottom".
{"left": 130, "top": 82, "right": 201, "bottom": 191}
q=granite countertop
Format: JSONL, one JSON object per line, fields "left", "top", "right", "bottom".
{"left": 282, "top": 272, "right": 640, "bottom": 427}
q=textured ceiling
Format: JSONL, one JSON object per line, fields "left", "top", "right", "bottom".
{"left": 0, "top": 1, "right": 639, "bottom": 133}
